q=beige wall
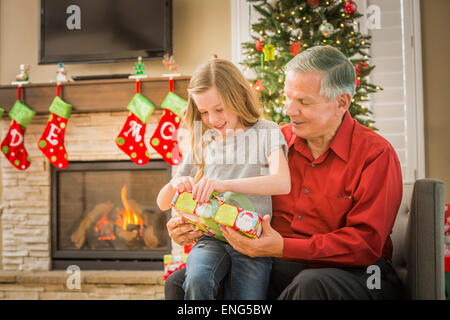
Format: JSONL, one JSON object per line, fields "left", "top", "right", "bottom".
{"left": 421, "top": 0, "right": 450, "bottom": 202}
{"left": 0, "top": 0, "right": 231, "bottom": 84}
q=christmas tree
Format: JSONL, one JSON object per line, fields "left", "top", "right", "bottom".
{"left": 241, "top": 0, "right": 381, "bottom": 128}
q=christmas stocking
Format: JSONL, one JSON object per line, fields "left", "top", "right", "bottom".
{"left": 1, "top": 100, "right": 36, "bottom": 170}
{"left": 37, "top": 96, "right": 72, "bottom": 169}
{"left": 150, "top": 92, "right": 186, "bottom": 165}
{"left": 116, "top": 93, "right": 155, "bottom": 165}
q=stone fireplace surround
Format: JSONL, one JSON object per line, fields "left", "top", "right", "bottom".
{"left": 0, "top": 80, "right": 187, "bottom": 299}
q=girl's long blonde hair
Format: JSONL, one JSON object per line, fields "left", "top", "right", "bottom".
{"left": 182, "top": 59, "right": 262, "bottom": 183}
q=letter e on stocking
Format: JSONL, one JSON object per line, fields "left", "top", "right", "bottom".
{"left": 46, "top": 123, "right": 61, "bottom": 146}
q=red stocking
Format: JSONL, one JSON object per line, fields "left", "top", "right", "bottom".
{"left": 1, "top": 100, "right": 36, "bottom": 170}
{"left": 38, "top": 96, "right": 72, "bottom": 168}
{"left": 116, "top": 93, "right": 155, "bottom": 165}
{"left": 150, "top": 92, "right": 186, "bottom": 165}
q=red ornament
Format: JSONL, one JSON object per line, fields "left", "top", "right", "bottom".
{"left": 307, "top": 0, "right": 319, "bottom": 6}
{"left": 255, "top": 40, "right": 264, "bottom": 51}
{"left": 356, "top": 77, "right": 360, "bottom": 87}
{"left": 254, "top": 79, "right": 265, "bottom": 92}
{"left": 344, "top": 1, "right": 357, "bottom": 15}
{"left": 289, "top": 42, "right": 301, "bottom": 56}
{"left": 355, "top": 61, "right": 368, "bottom": 76}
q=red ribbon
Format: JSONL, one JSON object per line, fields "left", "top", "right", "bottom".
{"left": 169, "top": 77, "right": 174, "bottom": 92}
{"left": 56, "top": 84, "right": 61, "bottom": 97}
{"left": 17, "top": 86, "right": 22, "bottom": 101}
{"left": 136, "top": 80, "right": 141, "bottom": 94}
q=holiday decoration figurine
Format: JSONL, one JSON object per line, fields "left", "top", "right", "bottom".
{"left": 162, "top": 53, "right": 179, "bottom": 74}
{"left": 56, "top": 63, "right": 68, "bottom": 83}
{"left": 15, "top": 64, "right": 29, "bottom": 82}
{"left": 134, "top": 56, "right": 145, "bottom": 75}
{"left": 116, "top": 93, "right": 155, "bottom": 165}
{"left": 129, "top": 57, "right": 148, "bottom": 81}
{"left": 38, "top": 97, "right": 72, "bottom": 169}
{"left": 1, "top": 100, "right": 36, "bottom": 170}
{"left": 150, "top": 91, "right": 186, "bottom": 165}
{"left": 171, "top": 190, "right": 263, "bottom": 242}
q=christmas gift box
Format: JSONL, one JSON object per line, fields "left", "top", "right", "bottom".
{"left": 163, "top": 254, "right": 188, "bottom": 280}
{"left": 170, "top": 190, "right": 262, "bottom": 242}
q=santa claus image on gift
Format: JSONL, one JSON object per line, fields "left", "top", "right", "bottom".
{"left": 235, "top": 210, "right": 260, "bottom": 233}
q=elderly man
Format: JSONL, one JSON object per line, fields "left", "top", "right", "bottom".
{"left": 165, "top": 45, "right": 404, "bottom": 300}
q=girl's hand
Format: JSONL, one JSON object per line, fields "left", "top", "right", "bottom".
{"left": 192, "top": 177, "right": 226, "bottom": 204}
{"left": 170, "top": 176, "right": 195, "bottom": 193}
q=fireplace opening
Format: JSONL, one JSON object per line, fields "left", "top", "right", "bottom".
{"left": 51, "top": 161, "right": 172, "bottom": 270}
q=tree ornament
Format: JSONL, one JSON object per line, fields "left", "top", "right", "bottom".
{"left": 263, "top": 44, "right": 276, "bottom": 61}
{"left": 355, "top": 61, "right": 369, "bottom": 76}
{"left": 320, "top": 21, "right": 335, "bottom": 37}
{"left": 255, "top": 40, "right": 264, "bottom": 51}
{"left": 344, "top": 1, "right": 357, "bottom": 15}
{"left": 307, "top": 0, "right": 319, "bottom": 6}
{"left": 289, "top": 42, "right": 301, "bottom": 56}
{"left": 38, "top": 96, "right": 72, "bottom": 169}
{"left": 1, "top": 100, "right": 35, "bottom": 170}
{"left": 253, "top": 79, "right": 265, "bottom": 92}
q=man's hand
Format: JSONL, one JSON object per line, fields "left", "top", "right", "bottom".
{"left": 166, "top": 216, "right": 203, "bottom": 246}
{"left": 221, "top": 215, "right": 284, "bottom": 258}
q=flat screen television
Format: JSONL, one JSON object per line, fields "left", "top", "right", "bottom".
{"left": 39, "top": 0, "right": 172, "bottom": 64}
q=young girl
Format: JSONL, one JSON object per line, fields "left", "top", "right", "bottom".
{"left": 157, "top": 59, "right": 290, "bottom": 300}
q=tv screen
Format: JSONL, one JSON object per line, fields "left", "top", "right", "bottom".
{"left": 39, "top": 0, "right": 172, "bottom": 64}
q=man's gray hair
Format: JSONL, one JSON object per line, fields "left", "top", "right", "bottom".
{"left": 285, "top": 45, "right": 356, "bottom": 100}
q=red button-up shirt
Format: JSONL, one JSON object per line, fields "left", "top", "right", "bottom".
{"left": 272, "top": 112, "right": 403, "bottom": 267}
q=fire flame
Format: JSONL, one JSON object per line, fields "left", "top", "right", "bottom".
{"left": 116, "top": 184, "right": 144, "bottom": 235}
{"left": 94, "top": 213, "right": 116, "bottom": 240}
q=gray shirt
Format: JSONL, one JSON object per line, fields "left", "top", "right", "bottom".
{"left": 175, "top": 119, "right": 288, "bottom": 218}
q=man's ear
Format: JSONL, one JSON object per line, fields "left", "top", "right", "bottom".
{"left": 336, "top": 93, "right": 351, "bottom": 115}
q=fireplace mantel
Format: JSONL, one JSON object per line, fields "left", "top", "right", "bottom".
{"left": 0, "top": 76, "right": 190, "bottom": 115}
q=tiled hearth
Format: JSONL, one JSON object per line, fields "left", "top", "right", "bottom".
{"left": 0, "top": 111, "right": 181, "bottom": 299}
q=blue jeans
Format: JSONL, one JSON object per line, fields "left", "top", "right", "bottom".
{"left": 183, "top": 236, "right": 272, "bottom": 300}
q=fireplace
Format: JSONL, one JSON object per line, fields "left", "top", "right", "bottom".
{"left": 51, "top": 160, "right": 172, "bottom": 270}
